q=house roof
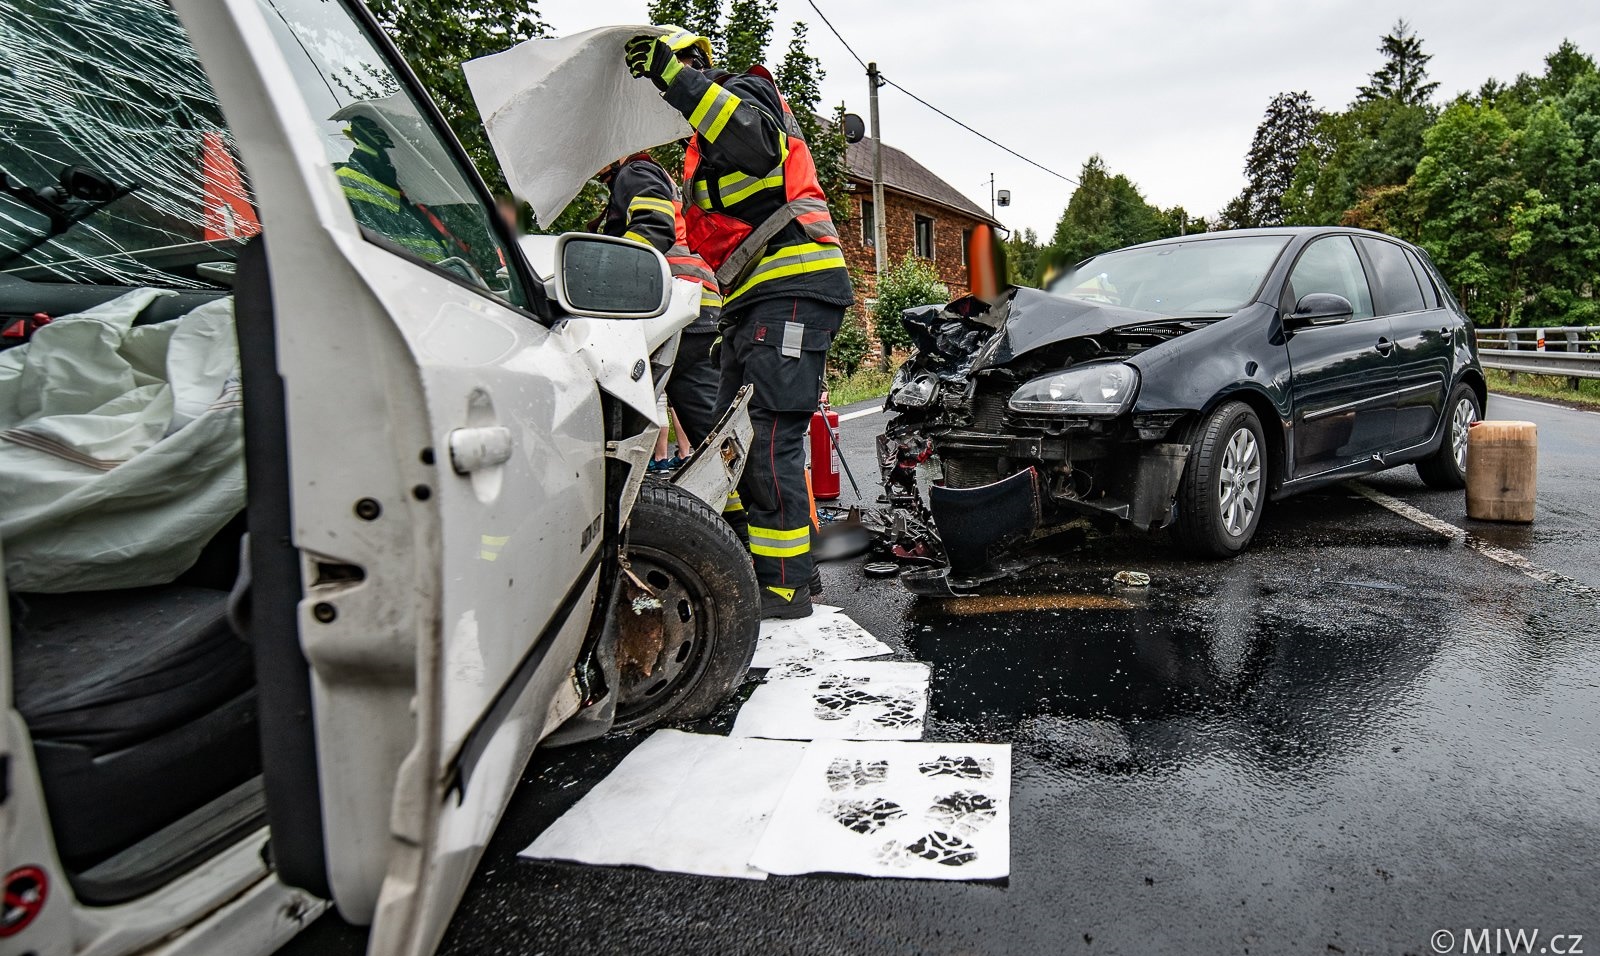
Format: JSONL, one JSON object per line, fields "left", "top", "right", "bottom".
{"left": 845, "top": 135, "right": 1000, "bottom": 226}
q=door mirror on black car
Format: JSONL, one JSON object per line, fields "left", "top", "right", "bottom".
{"left": 1286, "top": 292, "right": 1354, "bottom": 329}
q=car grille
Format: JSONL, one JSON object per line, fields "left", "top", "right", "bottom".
{"left": 970, "top": 384, "right": 1011, "bottom": 433}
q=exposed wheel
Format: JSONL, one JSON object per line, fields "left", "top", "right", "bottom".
{"left": 1415, "top": 382, "right": 1481, "bottom": 489}
{"left": 1174, "top": 401, "right": 1267, "bottom": 558}
{"left": 611, "top": 479, "right": 760, "bottom": 732}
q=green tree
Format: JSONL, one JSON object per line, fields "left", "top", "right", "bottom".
{"left": 1003, "top": 228, "right": 1043, "bottom": 288}
{"left": 827, "top": 307, "right": 870, "bottom": 377}
{"left": 368, "top": 0, "right": 546, "bottom": 192}
{"left": 1357, "top": 19, "right": 1439, "bottom": 106}
{"left": 1044, "top": 155, "right": 1169, "bottom": 266}
{"left": 1226, "top": 91, "right": 1321, "bottom": 227}
{"left": 776, "top": 23, "right": 850, "bottom": 222}
{"left": 873, "top": 253, "right": 948, "bottom": 361}
{"left": 723, "top": 0, "right": 776, "bottom": 72}
{"left": 1282, "top": 98, "right": 1432, "bottom": 228}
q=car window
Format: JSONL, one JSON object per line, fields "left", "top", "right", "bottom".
{"left": 0, "top": 1, "right": 255, "bottom": 288}
{"left": 255, "top": 0, "right": 524, "bottom": 306}
{"left": 1286, "top": 236, "right": 1374, "bottom": 320}
{"left": 1045, "top": 235, "right": 1290, "bottom": 315}
{"left": 1357, "top": 238, "right": 1426, "bottom": 315}
{"left": 1402, "top": 247, "right": 1439, "bottom": 309}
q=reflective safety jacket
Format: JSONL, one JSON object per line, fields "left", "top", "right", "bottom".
{"left": 334, "top": 143, "right": 454, "bottom": 263}
{"left": 599, "top": 154, "right": 721, "bottom": 333}
{"left": 662, "top": 66, "right": 853, "bottom": 323}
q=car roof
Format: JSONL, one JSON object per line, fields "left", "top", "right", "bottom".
{"left": 1120, "top": 226, "right": 1405, "bottom": 252}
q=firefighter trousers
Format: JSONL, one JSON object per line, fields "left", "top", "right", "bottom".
{"left": 716, "top": 297, "right": 839, "bottom": 605}
{"left": 665, "top": 330, "right": 721, "bottom": 450}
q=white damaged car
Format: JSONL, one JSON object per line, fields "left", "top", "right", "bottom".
{"left": 0, "top": 1, "right": 757, "bottom": 954}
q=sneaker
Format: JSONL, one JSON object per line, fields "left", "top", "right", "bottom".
{"left": 809, "top": 566, "right": 823, "bottom": 600}
{"left": 760, "top": 586, "right": 813, "bottom": 620}
{"left": 646, "top": 457, "right": 672, "bottom": 473}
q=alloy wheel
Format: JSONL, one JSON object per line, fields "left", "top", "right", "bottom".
{"left": 1450, "top": 396, "right": 1477, "bottom": 472}
{"left": 1217, "top": 427, "right": 1262, "bottom": 537}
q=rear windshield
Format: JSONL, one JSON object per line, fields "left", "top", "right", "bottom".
{"left": 1047, "top": 235, "right": 1290, "bottom": 316}
{"left": 0, "top": 1, "right": 256, "bottom": 289}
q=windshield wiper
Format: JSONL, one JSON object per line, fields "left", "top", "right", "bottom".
{"left": 0, "top": 164, "right": 141, "bottom": 270}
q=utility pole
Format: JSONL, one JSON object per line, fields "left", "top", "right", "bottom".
{"left": 989, "top": 172, "right": 996, "bottom": 219}
{"left": 867, "top": 61, "right": 886, "bottom": 279}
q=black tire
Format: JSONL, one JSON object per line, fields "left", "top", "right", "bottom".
{"left": 1174, "top": 401, "right": 1268, "bottom": 558}
{"left": 1415, "top": 382, "right": 1481, "bottom": 489}
{"left": 611, "top": 479, "right": 760, "bottom": 732}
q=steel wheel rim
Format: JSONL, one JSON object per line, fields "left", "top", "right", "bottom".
{"left": 1217, "top": 427, "right": 1262, "bottom": 537}
{"left": 613, "top": 545, "right": 717, "bottom": 724}
{"left": 1450, "top": 397, "right": 1477, "bottom": 472}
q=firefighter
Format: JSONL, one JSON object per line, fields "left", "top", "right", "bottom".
{"left": 334, "top": 116, "right": 456, "bottom": 264}
{"left": 594, "top": 153, "right": 723, "bottom": 449}
{"left": 626, "top": 28, "right": 853, "bottom": 620}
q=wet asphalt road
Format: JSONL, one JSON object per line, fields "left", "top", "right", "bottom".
{"left": 290, "top": 392, "right": 1600, "bottom": 956}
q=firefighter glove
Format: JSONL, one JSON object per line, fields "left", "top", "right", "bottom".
{"left": 625, "top": 35, "right": 683, "bottom": 90}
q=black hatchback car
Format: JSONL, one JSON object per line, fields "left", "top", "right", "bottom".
{"left": 881, "top": 227, "right": 1485, "bottom": 573}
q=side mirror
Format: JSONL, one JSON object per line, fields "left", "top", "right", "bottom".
{"left": 1286, "top": 292, "right": 1354, "bottom": 329}
{"left": 552, "top": 234, "right": 670, "bottom": 319}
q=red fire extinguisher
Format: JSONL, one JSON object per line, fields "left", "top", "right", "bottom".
{"left": 809, "top": 404, "right": 841, "bottom": 500}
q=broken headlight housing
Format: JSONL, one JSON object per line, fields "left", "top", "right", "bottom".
{"left": 889, "top": 367, "right": 938, "bottom": 408}
{"left": 1007, "top": 363, "right": 1139, "bottom": 416}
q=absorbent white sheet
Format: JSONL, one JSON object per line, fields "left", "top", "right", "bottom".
{"left": 521, "top": 730, "right": 804, "bottom": 879}
{"left": 465, "top": 25, "right": 692, "bottom": 227}
{"left": 731, "top": 660, "right": 931, "bottom": 741}
{"left": 750, "top": 740, "right": 1012, "bottom": 881}
{"left": 752, "top": 607, "right": 892, "bottom": 669}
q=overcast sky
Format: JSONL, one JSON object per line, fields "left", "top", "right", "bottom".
{"left": 533, "top": 0, "right": 1600, "bottom": 237}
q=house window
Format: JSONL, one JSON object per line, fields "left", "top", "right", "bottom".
{"left": 915, "top": 215, "right": 935, "bottom": 259}
{"left": 860, "top": 199, "right": 875, "bottom": 246}
{"left": 962, "top": 228, "right": 972, "bottom": 267}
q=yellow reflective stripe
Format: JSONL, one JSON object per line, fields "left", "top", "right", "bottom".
{"left": 336, "top": 168, "right": 402, "bottom": 213}
{"left": 766, "top": 586, "right": 797, "bottom": 602}
{"left": 691, "top": 179, "right": 713, "bottom": 209}
{"left": 724, "top": 243, "right": 848, "bottom": 303}
{"left": 704, "top": 94, "right": 740, "bottom": 142}
{"left": 688, "top": 85, "right": 726, "bottom": 132}
{"left": 628, "top": 196, "right": 676, "bottom": 215}
{"left": 752, "top": 542, "right": 808, "bottom": 558}
{"left": 724, "top": 492, "right": 743, "bottom": 512}
{"left": 700, "top": 287, "right": 724, "bottom": 309}
{"left": 721, "top": 172, "right": 784, "bottom": 207}
{"left": 749, "top": 525, "right": 809, "bottom": 541}
{"left": 622, "top": 230, "right": 650, "bottom": 246}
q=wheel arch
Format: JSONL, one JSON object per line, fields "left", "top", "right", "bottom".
{"left": 1198, "top": 386, "right": 1285, "bottom": 494}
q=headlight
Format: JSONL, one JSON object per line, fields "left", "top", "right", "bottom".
{"left": 1008, "top": 363, "right": 1139, "bottom": 416}
{"left": 890, "top": 369, "right": 938, "bottom": 407}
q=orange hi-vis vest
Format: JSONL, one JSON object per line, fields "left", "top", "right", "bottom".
{"left": 681, "top": 72, "right": 842, "bottom": 303}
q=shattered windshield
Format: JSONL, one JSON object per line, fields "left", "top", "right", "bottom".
{"left": 0, "top": 0, "right": 256, "bottom": 288}
{"left": 1046, "top": 235, "right": 1290, "bottom": 316}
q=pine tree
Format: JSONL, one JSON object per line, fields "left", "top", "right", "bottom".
{"left": 723, "top": 0, "right": 776, "bottom": 73}
{"left": 775, "top": 23, "right": 850, "bottom": 221}
{"left": 1357, "top": 20, "right": 1439, "bottom": 106}
{"left": 1233, "top": 91, "right": 1320, "bottom": 227}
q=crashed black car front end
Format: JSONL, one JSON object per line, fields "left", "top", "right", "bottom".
{"left": 880, "top": 288, "right": 1213, "bottom": 585}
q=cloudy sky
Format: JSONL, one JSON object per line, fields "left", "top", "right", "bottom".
{"left": 534, "top": 0, "right": 1600, "bottom": 237}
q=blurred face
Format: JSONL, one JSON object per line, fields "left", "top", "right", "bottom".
{"left": 497, "top": 196, "right": 518, "bottom": 231}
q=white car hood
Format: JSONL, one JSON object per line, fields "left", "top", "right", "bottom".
{"left": 465, "top": 25, "right": 692, "bottom": 228}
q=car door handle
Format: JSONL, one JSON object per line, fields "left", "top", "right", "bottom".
{"left": 449, "top": 425, "right": 514, "bottom": 474}
{"left": 1375, "top": 337, "right": 1395, "bottom": 356}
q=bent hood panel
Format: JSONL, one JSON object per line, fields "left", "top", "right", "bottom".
{"left": 946, "top": 288, "right": 1204, "bottom": 371}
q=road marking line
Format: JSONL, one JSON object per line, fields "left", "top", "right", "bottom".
{"left": 1349, "top": 481, "right": 1594, "bottom": 597}
{"left": 1490, "top": 392, "right": 1599, "bottom": 416}
{"left": 838, "top": 406, "right": 883, "bottom": 423}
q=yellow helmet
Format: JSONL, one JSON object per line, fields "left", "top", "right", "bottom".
{"left": 656, "top": 25, "right": 714, "bottom": 69}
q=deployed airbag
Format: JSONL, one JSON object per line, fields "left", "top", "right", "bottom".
{"left": 0, "top": 288, "right": 244, "bottom": 592}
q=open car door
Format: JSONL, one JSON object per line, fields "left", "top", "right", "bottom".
{"left": 173, "top": 1, "right": 608, "bottom": 951}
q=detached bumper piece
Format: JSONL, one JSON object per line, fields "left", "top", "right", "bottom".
{"left": 928, "top": 467, "right": 1042, "bottom": 578}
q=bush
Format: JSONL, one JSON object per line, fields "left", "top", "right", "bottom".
{"left": 827, "top": 307, "right": 870, "bottom": 378}
{"left": 872, "top": 253, "right": 948, "bottom": 360}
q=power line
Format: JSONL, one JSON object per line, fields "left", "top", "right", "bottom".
{"left": 803, "top": 0, "right": 1159, "bottom": 216}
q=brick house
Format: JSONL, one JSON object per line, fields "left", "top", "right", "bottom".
{"left": 837, "top": 134, "right": 1004, "bottom": 309}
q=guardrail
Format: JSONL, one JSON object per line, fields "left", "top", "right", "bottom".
{"left": 1474, "top": 326, "right": 1600, "bottom": 389}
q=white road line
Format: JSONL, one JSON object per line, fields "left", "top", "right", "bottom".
{"left": 1349, "top": 481, "right": 1594, "bottom": 597}
{"left": 838, "top": 405, "right": 883, "bottom": 423}
{"left": 1489, "top": 392, "right": 1599, "bottom": 416}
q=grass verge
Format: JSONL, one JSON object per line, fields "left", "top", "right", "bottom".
{"left": 826, "top": 363, "right": 896, "bottom": 408}
{"left": 1486, "top": 368, "right": 1600, "bottom": 411}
